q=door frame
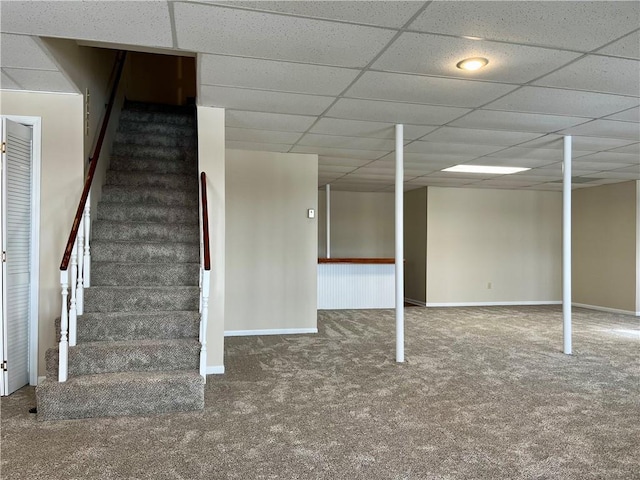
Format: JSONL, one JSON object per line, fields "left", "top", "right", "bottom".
{"left": 1, "top": 115, "right": 41, "bottom": 389}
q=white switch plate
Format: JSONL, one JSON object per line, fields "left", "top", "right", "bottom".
{"left": 308, "top": 209, "right": 315, "bottom": 218}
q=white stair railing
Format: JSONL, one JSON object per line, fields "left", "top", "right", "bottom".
{"left": 198, "top": 172, "right": 211, "bottom": 381}
{"left": 57, "top": 51, "right": 127, "bottom": 383}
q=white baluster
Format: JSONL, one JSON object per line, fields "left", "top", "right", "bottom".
{"left": 199, "top": 270, "right": 210, "bottom": 381}
{"left": 83, "top": 194, "right": 91, "bottom": 287}
{"left": 69, "top": 241, "right": 78, "bottom": 347}
{"left": 59, "top": 270, "right": 69, "bottom": 382}
{"left": 76, "top": 217, "right": 84, "bottom": 315}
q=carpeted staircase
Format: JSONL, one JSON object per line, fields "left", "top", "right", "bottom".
{"left": 36, "top": 101, "right": 205, "bottom": 420}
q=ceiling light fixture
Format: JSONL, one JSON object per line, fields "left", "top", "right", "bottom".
{"left": 456, "top": 57, "right": 489, "bottom": 71}
{"left": 442, "top": 165, "right": 530, "bottom": 175}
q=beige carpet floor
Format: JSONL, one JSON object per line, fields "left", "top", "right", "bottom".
{"left": 1, "top": 306, "right": 639, "bottom": 479}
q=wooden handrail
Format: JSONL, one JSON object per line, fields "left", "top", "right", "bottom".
{"left": 200, "top": 172, "right": 211, "bottom": 271}
{"left": 60, "top": 51, "right": 127, "bottom": 270}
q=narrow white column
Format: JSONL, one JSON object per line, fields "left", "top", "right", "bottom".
{"left": 563, "top": 135, "right": 572, "bottom": 355}
{"left": 326, "top": 184, "right": 331, "bottom": 258}
{"left": 395, "top": 124, "right": 405, "bottom": 363}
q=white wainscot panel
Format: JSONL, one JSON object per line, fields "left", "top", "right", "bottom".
{"left": 318, "top": 263, "right": 395, "bottom": 309}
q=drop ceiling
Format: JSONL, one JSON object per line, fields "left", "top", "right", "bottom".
{"left": 1, "top": 1, "right": 638, "bottom": 192}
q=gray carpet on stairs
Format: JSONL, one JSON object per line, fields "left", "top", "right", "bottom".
{"left": 36, "top": 101, "right": 204, "bottom": 421}
{"left": 3, "top": 306, "right": 638, "bottom": 479}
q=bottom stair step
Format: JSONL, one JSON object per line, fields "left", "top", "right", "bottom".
{"left": 36, "top": 370, "right": 204, "bottom": 421}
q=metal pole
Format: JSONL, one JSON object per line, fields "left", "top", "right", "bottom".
{"left": 395, "top": 124, "right": 405, "bottom": 363}
{"left": 563, "top": 135, "right": 572, "bottom": 355}
{"left": 326, "top": 184, "right": 331, "bottom": 258}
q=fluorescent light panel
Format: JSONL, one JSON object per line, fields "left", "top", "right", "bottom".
{"left": 442, "top": 165, "right": 531, "bottom": 174}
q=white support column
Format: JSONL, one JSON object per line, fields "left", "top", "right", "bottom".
{"left": 326, "top": 184, "right": 331, "bottom": 258}
{"left": 395, "top": 124, "right": 405, "bottom": 363}
{"left": 563, "top": 135, "right": 572, "bottom": 355}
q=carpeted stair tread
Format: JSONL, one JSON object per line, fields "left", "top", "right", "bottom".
{"left": 111, "top": 143, "right": 197, "bottom": 161}
{"left": 115, "top": 131, "right": 196, "bottom": 147}
{"left": 91, "top": 240, "right": 199, "bottom": 263}
{"left": 120, "top": 109, "right": 195, "bottom": 125}
{"left": 36, "top": 370, "right": 204, "bottom": 421}
{"left": 46, "top": 339, "right": 201, "bottom": 378}
{"left": 56, "top": 311, "right": 200, "bottom": 342}
{"left": 92, "top": 220, "right": 199, "bottom": 242}
{"left": 123, "top": 101, "right": 195, "bottom": 114}
{"left": 109, "top": 156, "right": 197, "bottom": 175}
{"left": 91, "top": 262, "right": 200, "bottom": 286}
{"left": 101, "top": 185, "right": 197, "bottom": 207}
{"left": 84, "top": 286, "right": 199, "bottom": 313}
{"left": 97, "top": 202, "right": 198, "bottom": 224}
{"left": 117, "top": 121, "right": 195, "bottom": 137}
{"left": 106, "top": 170, "right": 198, "bottom": 190}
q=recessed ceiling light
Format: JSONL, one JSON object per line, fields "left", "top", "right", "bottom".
{"left": 456, "top": 57, "right": 489, "bottom": 71}
{"left": 442, "top": 165, "right": 530, "bottom": 175}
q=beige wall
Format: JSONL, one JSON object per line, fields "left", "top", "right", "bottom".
{"left": 1, "top": 90, "right": 85, "bottom": 376}
{"left": 404, "top": 187, "right": 427, "bottom": 303}
{"left": 317, "top": 190, "right": 394, "bottom": 258}
{"left": 196, "top": 106, "right": 226, "bottom": 370}
{"left": 226, "top": 149, "right": 317, "bottom": 333}
{"left": 426, "top": 187, "right": 562, "bottom": 304}
{"left": 573, "top": 181, "right": 637, "bottom": 313}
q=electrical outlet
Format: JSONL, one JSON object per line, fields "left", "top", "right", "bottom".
{"left": 307, "top": 209, "right": 315, "bottom": 219}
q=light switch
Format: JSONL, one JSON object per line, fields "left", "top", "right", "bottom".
{"left": 308, "top": 209, "right": 315, "bottom": 218}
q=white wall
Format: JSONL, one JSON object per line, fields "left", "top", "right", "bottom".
{"left": 196, "top": 106, "right": 225, "bottom": 371}
{"left": 226, "top": 149, "right": 317, "bottom": 334}
{"left": 426, "top": 187, "right": 562, "bottom": 305}
{"left": 0, "top": 91, "right": 85, "bottom": 376}
{"left": 317, "top": 190, "right": 394, "bottom": 258}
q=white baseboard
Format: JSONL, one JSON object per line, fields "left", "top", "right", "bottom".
{"left": 205, "top": 365, "right": 225, "bottom": 375}
{"left": 572, "top": 303, "right": 639, "bottom": 317}
{"left": 404, "top": 297, "right": 427, "bottom": 307}
{"left": 425, "top": 301, "right": 562, "bottom": 307}
{"left": 224, "top": 328, "right": 318, "bottom": 337}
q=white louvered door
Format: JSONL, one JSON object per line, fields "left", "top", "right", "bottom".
{"left": 1, "top": 119, "right": 33, "bottom": 395}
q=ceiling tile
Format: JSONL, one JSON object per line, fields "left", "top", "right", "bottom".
{"left": 211, "top": 1, "right": 424, "bottom": 28}
{"left": 356, "top": 166, "right": 430, "bottom": 176}
{"left": 425, "top": 171, "right": 498, "bottom": 180}
{"left": 450, "top": 110, "right": 589, "bottom": 133}
{"left": 583, "top": 171, "right": 640, "bottom": 180}
{"left": 1, "top": 70, "right": 21, "bottom": 89}
{"left": 226, "top": 141, "right": 292, "bottom": 153}
{"left": 559, "top": 119, "right": 640, "bottom": 141}
{"left": 200, "top": 85, "right": 333, "bottom": 115}
{"left": 596, "top": 31, "right": 640, "bottom": 60}
{"left": 534, "top": 162, "right": 602, "bottom": 176}
{"left": 318, "top": 165, "right": 356, "bottom": 174}
{"left": 610, "top": 165, "right": 640, "bottom": 174}
{"left": 603, "top": 106, "right": 640, "bottom": 123}
{"left": 311, "top": 118, "right": 437, "bottom": 140}
{"left": 570, "top": 161, "right": 635, "bottom": 171}
{"left": 574, "top": 151, "right": 639, "bottom": 164}
{"left": 377, "top": 152, "right": 471, "bottom": 166}
{"left": 486, "top": 86, "right": 639, "bottom": 118}
{"left": 465, "top": 158, "right": 556, "bottom": 169}
{"left": 405, "top": 141, "right": 504, "bottom": 156}
{"left": 517, "top": 134, "right": 637, "bottom": 152}
{"left": 174, "top": 2, "right": 396, "bottom": 67}
{"left": 534, "top": 55, "right": 640, "bottom": 96}
{"left": 199, "top": 54, "right": 358, "bottom": 95}
{"left": 0, "top": 34, "right": 57, "bottom": 70}
{"left": 291, "top": 145, "right": 386, "bottom": 160}
{"left": 226, "top": 110, "right": 317, "bottom": 132}
{"left": 472, "top": 178, "right": 540, "bottom": 188}
{"left": 319, "top": 156, "right": 371, "bottom": 167}
{"left": 487, "top": 146, "right": 565, "bottom": 160}
{"left": 297, "top": 133, "right": 395, "bottom": 151}
{"left": 407, "top": 177, "right": 474, "bottom": 187}
{"left": 342, "top": 173, "right": 416, "bottom": 181}
{"left": 345, "top": 71, "right": 517, "bottom": 108}
{"left": 2, "top": 67, "right": 76, "bottom": 93}
{"left": 420, "top": 127, "right": 543, "bottom": 146}
{"left": 372, "top": 32, "right": 580, "bottom": 83}
{"left": 326, "top": 98, "right": 470, "bottom": 125}
{"left": 226, "top": 127, "right": 302, "bottom": 144}
{"left": 607, "top": 143, "right": 640, "bottom": 155}
{"left": 409, "top": 1, "right": 640, "bottom": 51}
{"left": 0, "top": 1, "right": 173, "bottom": 47}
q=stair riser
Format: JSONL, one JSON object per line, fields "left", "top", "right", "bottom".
{"left": 84, "top": 287, "right": 199, "bottom": 313}
{"left": 120, "top": 110, "right": 195, "bottom": 125}
{"left": 110, "top": 156, "right": 197, "bottom": 175}
{"left": 36, "top": 373, "right": 204, "bottom": 420}
{"left": 92, "top": 221, "right": 199, "bottom": 242}
{"left": 118, "top": 121, "right": 195, "bottom": 137}
{"left": 97, "top": 204, "right": 198, "bottom": 224}
{"left": 112, "top": 144, "right": 197, "bottom": 161}
{"left": 55, "top": 312, "right": 200, "bottom": 342}
{"left": 106, "top": 171, "right": 197, "bottom": 190}
{"left": 92, "top": 262, "right": 199, "bottom": 286}
{"left": 92, "top": 242, "right": 199, "bottom": 263}
{"left": 101, "top": 186, "right": 197, "bottom": 207}
{"left": 46, "top": 341, "right": 200, "bottom": 378}
{"left": 115, "top": 131, "right": 196, "bottom": 148}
